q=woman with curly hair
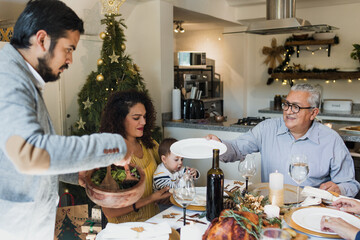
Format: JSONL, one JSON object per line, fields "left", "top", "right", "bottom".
{"left": 100, "top": 90, "right": 171, "bottom": 223}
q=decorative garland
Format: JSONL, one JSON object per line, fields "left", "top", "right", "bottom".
{"left": 266, "top": 36, "right": 340, "bottom": 86}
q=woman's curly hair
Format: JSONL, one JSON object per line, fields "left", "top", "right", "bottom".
{"left": 99, "top": 90, "right": 156, "bottom": 149}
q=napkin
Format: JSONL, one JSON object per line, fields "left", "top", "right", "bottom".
{"left": 300, "top": 196, "right": 322, "bottom": 207}
{"left": 180, "top": 221, "right": 208, "bottom": 240}
{"left": 96, "top": 222, "right": 172, "bottom": 240}
{"left": 301, "top": 186, "right": 335, "bottom": 201}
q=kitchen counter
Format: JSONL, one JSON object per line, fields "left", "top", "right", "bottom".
{"left": 163, "top": 116, "right": 360, "bottom": 143}
{"left": 259, "top": 107, "right": 360, "bottom": 119}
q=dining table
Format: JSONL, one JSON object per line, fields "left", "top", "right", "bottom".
{"left": 145, "top": 205, "right": 336, "bottom": 240}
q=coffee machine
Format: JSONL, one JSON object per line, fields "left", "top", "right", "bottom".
{"left": 182, "top": 87, "right": 205, "bottom": 120}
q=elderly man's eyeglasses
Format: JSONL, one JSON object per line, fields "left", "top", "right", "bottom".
{"left": 281, "top": 101, "right": 314, "bottom": 113}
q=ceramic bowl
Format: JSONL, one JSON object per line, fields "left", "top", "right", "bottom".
{"left": 84, "top": 164, "right": 145, "bottom": 208}
{"left": 313, "top": 32, "right": 335, "bottom": 40}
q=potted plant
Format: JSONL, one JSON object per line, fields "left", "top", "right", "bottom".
{"left": 350, "top": 44, "right": 360, "bottom": 63}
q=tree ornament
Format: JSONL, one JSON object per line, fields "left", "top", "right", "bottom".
{"left": 99, "top": 32, "right": 107, "bottom": 40}
{"left": 109, "top": 51, "right": 120, "bottom": 63}
{"left": 96, "top": 74, "right": 104, "bottom": 82}
{"left": 262, "top": 38, "right": 285, "bottom": 69}
{"left": 76, "top": 117, "right": 86, "bottom": 130}
{"left": 82, "top": 97, "right": 93, "bottom": 110}
{"left": 121, "top": 44, "right": 126, "bottom": 51}
{"left": 101, "top": 0, "right": 126, "bottom": 15}
{"left": 97, "top": 59, "right": 104, "bottom": 66}
{"left": 133, "top": 63, "right": 140, "bottom": 72}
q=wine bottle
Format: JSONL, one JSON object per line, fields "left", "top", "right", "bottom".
{"left": 206, "top": 149, "right": 224, "bottom": 221}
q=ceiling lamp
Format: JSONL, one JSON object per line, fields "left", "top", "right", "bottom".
{"left": 173, "top": 20, "right": 185, "bottom": 33}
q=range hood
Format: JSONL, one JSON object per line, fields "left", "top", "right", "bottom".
{"left": 229, "top": 0, "right": 338, "bottom": 35}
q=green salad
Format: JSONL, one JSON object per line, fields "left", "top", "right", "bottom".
{"left": 91, "top": 165, "right": 140, "bottom": 189}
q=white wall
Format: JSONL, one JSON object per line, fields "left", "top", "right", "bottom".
{"left": 175, "top": 2, "right": 360, "bottom": 119}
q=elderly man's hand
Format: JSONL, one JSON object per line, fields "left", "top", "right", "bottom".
{"left": 319, "top": 181, "right": 341, "bottom": 195}
{"left": 205, "top": 134, "right": 221, "bottom": 142}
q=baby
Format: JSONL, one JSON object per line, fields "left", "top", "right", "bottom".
{"left": 153, "top": 138, "right": 199, "bottom": 191}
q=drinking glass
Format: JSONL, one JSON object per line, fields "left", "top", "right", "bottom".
{"left": 238, "top": 155, "right": 256, "bottom": 192}
{"left": 288, "top": 154, "right": 309, "bottom": 206}
{"left": 260, "top": 228, "right": 291, "bottom": 240}
{"left": 173, "top": 170, "right": 196, "bottom": 226}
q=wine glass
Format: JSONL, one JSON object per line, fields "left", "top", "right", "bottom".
{"left": 288, "top": 154, "right": 309, "bottom": 206}
{"left": 238, "top": 155, "right": 256, "bottom": 192}
{"left": 173, "top": 170, "right": 196, "bottom": 226}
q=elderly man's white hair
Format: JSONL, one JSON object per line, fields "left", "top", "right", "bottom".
{"left": 291, "top": 83, "right": 321, "bottom": 108}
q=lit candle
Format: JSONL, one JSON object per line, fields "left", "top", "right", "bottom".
{"left": 264, "top": 204, "right": 280, "bottom": 218}
{"left": 269, "top": 170, "right": 284, "bottom": 206}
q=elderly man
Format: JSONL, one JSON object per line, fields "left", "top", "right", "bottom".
{"left": 208, "top": 83, "right": 360, "bottom": 197}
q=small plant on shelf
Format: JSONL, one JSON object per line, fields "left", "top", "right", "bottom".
{"left": 350, "top": 44, "right": 360, "bottom": 63}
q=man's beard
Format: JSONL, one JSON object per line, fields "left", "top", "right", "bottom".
{"left": 37, "top": 54, "right": 68, "bottom": 83}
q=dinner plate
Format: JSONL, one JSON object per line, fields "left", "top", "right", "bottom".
{"left": 337, "top": 68, "right": 359, "bottom": 72}
{"left": 170, "top": 138, "right": 227, "bottom": 159}
{"left": 247, "top": 183, "right": 305, "bottom": 204}
{"left": 292, "top": 207, "right": 360, "bottom": 235}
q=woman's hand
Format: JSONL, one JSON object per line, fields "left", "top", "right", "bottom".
{"left": 205, "top": 134, "right": 220, "bottom": 142}
{"left": 151, "top": 187, "right": 171, "bottom": 202}
{"left": 332, "top": 198, "right": 360, "bottom": 215}
{"left": 320, "top": 216, "right": 359, "bottom": 240}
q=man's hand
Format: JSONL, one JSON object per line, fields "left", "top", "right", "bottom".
{"left": 319, "top": 181, "right": 341, "bottom": 195}
{"left": 78, "top": 171, "right": 86, "bottom": 188}
{"left": 114, "top": 138, "right": 132, "bottom": 166}
{"left": 205, "top": 134, "right": 220, "bottom": 142}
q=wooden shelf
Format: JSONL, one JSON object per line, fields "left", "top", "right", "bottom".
{"left": 285, "top": 38, "right": 337, "bottom": 57}
{"left": 285, "top": 39, "right": 336, "bottom": 46}
{"left": 271, "top": 71, "right": 360, "bottom": 80}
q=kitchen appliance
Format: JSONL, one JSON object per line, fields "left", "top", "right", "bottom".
{"left": 183, "top": 99, "right": 205, "bottom": 120}
{"left": 323, "top": 99, "right": 352, "bottom": 113}
{"left": 183, "top": 74, "right": 209, "bottom": 98}
{"left": 225, "top": 0, "right": 338, "bottom": 35}
{"left": 175, "top": 51, "right": 206, "bottom": 68}
{"left": 233, "top": 117, "right": 269, "bottom": 126}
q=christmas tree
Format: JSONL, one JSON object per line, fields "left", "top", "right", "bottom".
{"left": 73, "top": 13, "right": 148, "bottom": 135}
{"left": 57, "top": 213, "right": 82, "bottom": 240}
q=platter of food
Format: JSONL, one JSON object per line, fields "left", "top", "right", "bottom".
{"left": 284, "top": 206, "right": 360, "bottom": 238}
{"left": 247, "top": 183, "right": 306, "bottom": 204}
{"left": 170, "top": 138, "right": 227, "bottom": 159}
{"left": 339, "top": 126, "right": 360, "bottom": 134}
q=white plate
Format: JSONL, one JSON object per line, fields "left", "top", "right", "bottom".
{"left": 170, "top": 138, "right": 227, "bottom": 159}
{"left": 292, "top": 207, "right": 360, "bottom": 235}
